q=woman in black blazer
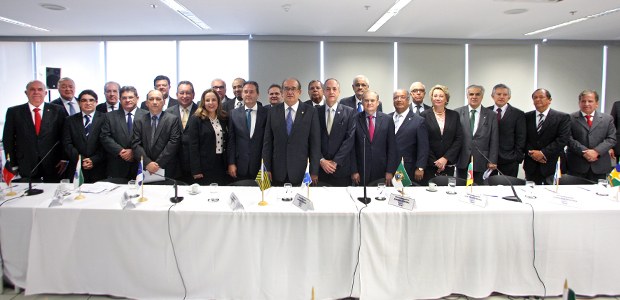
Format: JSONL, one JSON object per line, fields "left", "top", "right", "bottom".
{"left": 188, "top": 88, "right": 230, "bottom": 185}
{"left": 420, "top": 84, "right": 463, "bottom": 185}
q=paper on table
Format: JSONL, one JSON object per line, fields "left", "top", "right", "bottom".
{"left": 144, "top": 168, "right": 165, "bottom": 183}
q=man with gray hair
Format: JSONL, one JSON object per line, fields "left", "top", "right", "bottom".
{"left": 96, "top": 81, "right": 121, "bottom": 113}
{"left": 340, "top": 75, "right": 382, "bottom": 113}
{"left": 51, "top": 77, "right": 79, "bottom": 115}
{"left": 409, "top": 81, "right": 431, "bottom": 115}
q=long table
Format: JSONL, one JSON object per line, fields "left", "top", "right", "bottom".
{"left": 1, "top": 183, "right": 620, "bottom": 299}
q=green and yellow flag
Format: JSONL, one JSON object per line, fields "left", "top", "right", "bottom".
{"left": 392, "top": 158, "right": 412, "bottom": 188}
{"left": 255, "top": 159, "right": 271, "bottom": 191}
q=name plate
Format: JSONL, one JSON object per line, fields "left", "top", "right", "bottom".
{"left": 121, "top": 191, "right": 136, "bottom": 210}
{"left": 459, "top": 192, "right": 487, "bottom": 208}
{"left": 388, "top": 193, "right": 416, "bottom": 210}
{"left": 228, "top": 192, "right": 245, "bottom": 211}
{"left": 293, "top": 193, "right": 314, "bottom": 211}
{"left": 552, "top": 194, "right": 579, "bottom": 208}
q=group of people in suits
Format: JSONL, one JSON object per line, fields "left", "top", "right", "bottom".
{"left": 2, "top": 74, "right": 617, "bottom": 188}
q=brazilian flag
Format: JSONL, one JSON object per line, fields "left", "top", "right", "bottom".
{"left": 392, "top": 158, "right": 412, "bottom": 188}
{"left": 608, "top": 163, "right": 620, "bottom": 187}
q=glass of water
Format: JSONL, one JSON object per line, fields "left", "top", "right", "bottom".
{"left": 446, "top": 177, "right": 457, "bottom": 195}
{"left": 596, "top": 179, "right": 609, "bottom": 196}
{"left": 59, "top": 179, "right": 72, "bottom": 195}
{"left": 127, "top": 180, "right": 138, "bottom": 196}
{"left": 525, "top": 181, "right": 536, "bottom": 199}
{"left": 209, "top": 183, "right": 219, "bottom": 202}
{"left": 282, "top": 183, "right": 293, "bottom": 201}
{"left": 375, "top": 183, "right": 387, "bottom": 200}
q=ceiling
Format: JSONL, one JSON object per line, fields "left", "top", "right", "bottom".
{"left": 1, "top": 0, "right": 620, "bottom": 41}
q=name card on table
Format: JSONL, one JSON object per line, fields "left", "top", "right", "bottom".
{"left": 459, "top": 193, "right": 488, "bottom": 208}
{"left": 293, "top": 193, "right": 314, "bottom": 211}
{"left": 552, "top": 194, "right": 580, "bottom": 208}
{"left": 228, "top": 192, "right": 244, "bottom": 211}
{"left": 388, "top": 193, "right": 416, "bottom": 210}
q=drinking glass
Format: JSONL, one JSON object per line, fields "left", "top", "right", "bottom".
{"left": 282, "top": 183, "right": 293, "bottom": 201}
{"left": 446, "top": 177, "right": 457, "bottom": 195}
{"left": 209, "top": 183, "right": 219, "bottom": 202}
{"left": 596, "top": 179, "right": 609, "bottom": 196}
{"left": 525, "top": 181, "right": 537, "bottom": 199}
{"left": 375, "top": 183, "right": 387, "bottom": 200}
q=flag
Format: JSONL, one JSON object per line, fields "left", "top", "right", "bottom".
{"left": 2, "top": 154, "right": 15, "bottom": 187}
{"left": 73, "top": 155, "right": 84, "bottom": 189}
{"left": 466, "top": 156, "right": 474, "bottom": 186}
{"left": 136, "top": 157, "right": 144, "bottom": 187}
{"left": 608, "top": 163, "right": 620, "bottom": 187}
{"left": 301, "top": 160, "right": 312, "bottom": 188}
{"left": 562, "top": 279, "right": 576, "bottom": 300}
{"left": 553, "top": 156, "right": 562, "bottom": 186}
{"left": 255, "top": 159, "right": 271, "bottom": 191}
{"left": 392, "top": 158, "right": 412, "bottom": 188}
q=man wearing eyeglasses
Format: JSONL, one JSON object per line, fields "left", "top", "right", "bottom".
{"left": 263, "top": 77, "right": 321, "bottom": 186}
{"left": 211, "top": 78, "right": 234, "bottom": 105}
{"left": 409, "top": 81, "right": 431, "bottom": 115}
{"left": 339, "top": 75, "right": 383, "bottom": 113}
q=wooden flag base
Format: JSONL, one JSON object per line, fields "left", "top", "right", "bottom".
{"left": 258, "top": 200, "right": 268, "bottom": 206}
{"left": 74, "top": 193, "right": 85, "bottom": 200}
{"left": 138, "top": 197, "right": 148, "bottom": 202}
{"left": 5, "top": 191, "right": 17, "bottom": 196}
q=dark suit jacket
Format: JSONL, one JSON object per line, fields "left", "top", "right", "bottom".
{"left": 410, "top": 103, "right": 432, "bottom": 116}
{"left": 352, "top": 111, "right": 398, "bottom": 184}
{"left": 187, "top": 115, "right": 229, "bottom": 177}
{"left": 455, "top": 106, "right": 499, "bottom": 171}
{"left": 51, "top": 97, "right": 79, "bottom": 115}
{"left": 165, "top": 103, "right": 198, "bottom": 178}
{"left": 567, "top": 111, "right": 616, "bottom": 175}
{"left": 317, "top": 104, "right": 356, "bottom": 178}
{"left": 523, "top": 109, "right": 571, "bottom": 177}
{"left": 140, "top": 97, "right": 178, "bottom": 110}
{"left": 487, "top": 104, "right": 526, "bottom": 166}
{"left": 100, "top": 108, "right": 147, "bottom": 179}
{"left": 228, "top": 105, "right": 268, "bottom": 178}
{"left": 339, "top": 95, "right": 383, "bottom": 112}
{"left": 131, "top": 111, "right": 181, "bottom": 178}
{"left": 62, "top": 112, "right": 106, "bottom": 183}
{"left": 389, "top": 110, "right": 429, "bottom": 176}
{"left": 262, "top": 101, "right": 321, "bottom": 184}
{"left": 421, "top": 109, "right": 463, "bottom": 167}
{"left": 96, "top": 103, "right": 119, "bottom": 114}
{"left": 610, "top": 101, "right": 620, "bottom": 154}
{"left": 2, "top": 103, "right": 68, "bottom": 180}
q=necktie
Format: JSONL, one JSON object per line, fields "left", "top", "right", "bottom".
{"left": 84, "top": 114, "right": 91, "bottom": 137}
{"left": 127, "top": 112, "right": 133, "bottom": 134}
{"left": 585, "top": 114, "right": 592, "bottom": 127}
{"left": 327, "top": 108, "right": 333, "bottom": 135}
{"left": 496, "top": 108, "right": 502, "bottom": 123}
{"left": 470, "top": 110, "right": 476, "bottom": 136}
{"left": 110, "top": 105, "right": 115, "bottom": 112}
{"left": 368, "top": 115, "right": 375, "bottom": 142}
{"left": 151, "top": 116, "right": 158, "bottom": 142}
{"left": 286, "top": 107, "right": 293, "bottom": 135}
{"left": 415, "top": 105, "right": 421, "bottom": 115}
{"left": 236, "top": 101, "right": 243, "bottom": 108}
{"left": 33, "top": 108, "right": 41, "bottom": 135}
{"left": 357, "top": 102, "right": 363, "bottom": 113}
{"left": 246, "top": 108, "right": 252, "bottom": 134}
{"left": 394, "top": 114, "right": 402, "bottom": 133}
{"left": 68, "top": 101, "right": 76, "bottom": 115}
{"left": 315, "top": 104, "right": 320, "bottom": 109}
{"left": 537, "top": 113, "right": 544, "bottom": 133}
{"left": 182, "top": 108, "right": 189, "bottom": 129}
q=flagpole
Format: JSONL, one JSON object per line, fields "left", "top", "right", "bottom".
{"left": 470, "top": 156, "right": 473, "bottom": 193}
{"left": 258, "top": 159, "right": 268, "bottom": 206}
{"left": 75, "top": 155, "right": 85, "bottom": 200}
{"left": 139, "top": 156, "right": 147, "bottom": 202}
{"left": 399, "top": 157, "right": 405, "bottom": 195}
{"left": 307, "top": 159, "right": 310, "bottom": 199}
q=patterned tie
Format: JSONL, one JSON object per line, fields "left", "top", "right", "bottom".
{"left": 368, "top": 115, "right": 375, "bottom": 142}
{"left": 127, "top": 112, "right": 133, "bottom": 134}
{"left": 246, "top": 108, "right": 252, "bottom": 134}
{"left": 496, "top": 108, "right": 502, "bottom": 123}
{"left": 68, "top": 100, "right": 76, "bottom": 115}
{"left": 327, "top": 108, "right": 333, "bottom": 135}
{"left": 357, "top": 102, "right": 363, "bottom": 113}
{"left": 394, "top": 114, "right": 402, "bottom": 134}
{"left": 470, "top": 109, "right": 476, "bottom": 136}
{"left": 585, "top": 114, "right": 592, "bottom": 127}
{"left": 181, "top": 108, "right": 189, "bottom": 129}
{"left": 84, "top": 114, "right": 91, "bottom": 137}
{"left": 286, "top": 107, "right": 293, "bottom": 136}
{"left": 33, "top": 108, "right": 41, "bottom": 135}
{"left": 537, "top": 113, "right": 544, "bottom": 133}
{"left": 415, "top": 105, "right": 421, "bottom": 115}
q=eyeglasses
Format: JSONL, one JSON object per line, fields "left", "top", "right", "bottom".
{"left": 411, "top": 89, "right": 425, "bottom": 93}
{"left": 212, "top": 86, "right": 225, "bottom": 90}
{"left": 353, "top": 83, "right": 368, "bottom": 88}
{"left": 283, "top": 87, "right": 299, "bottom": 92}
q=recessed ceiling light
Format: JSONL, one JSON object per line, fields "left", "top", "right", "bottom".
{"left": 160, "top": 0, "right": 210, "bottom": 30}
{"left": 504, "top": 8, "right": 528, "bottom": 15}
{"left": 367, "top": 0, "right": 412, "bottom": 33}
{"left": 39, "top": 3, "right": 66, "bottom": 11}
{"left": 0, "top": 16, "right": 50, "bottom": 31}
{"left": 525, "top": 7, "right": 620, "bottom": 35}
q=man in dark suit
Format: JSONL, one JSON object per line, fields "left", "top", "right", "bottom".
{"left": 488, "top": 83, "right": 526, "bottom": 177}
{"left": 317, "top": 78, "right": 356, "bottom": 186}
{"left": 62, "top": 89, "right": 106, "bottom": 183}
{"left": 165, "top": 81, "right": 198, "bottom": 182}
{"left": 100, "top": 86, "right": 147, "bottom": 181}
{"left": 352, "top": 91, "right": 398, "bottom": 186}
{"left": 304, "top": 80, "right": 324, "bottom": 108}
{"left": 389, "top": 89, "right": 429, "bottom": 183}
{"left": 228, "top": 81, "right": 268, "bottom": 180}
{"left": 50, "top": 77, "right": 79, "bottom": 116}
{"left": 211, "top": 78, "right": 234, "bottom": 106}
{"left": 609, "top": 99, "right": 620, "bottom": 163}
{"left": 132, "top": 90, "right": 181, "bottom": 179}
{"left": 140, "top": 75, "right": 178, "bottom": 111}
{"left": 267, "top": 84, "right": 283, "bottom": 108}
{"left": 96, "top": 81, "right": 120, "bottom": 113}
{"left": 455, "top": 85, "right": 499, "bottom": 185}
{"left": 223, "top": 78, "right": 246, "bottom": 112}
{"left": 340, "top": 75, "right": 382, "bottom": 113}
{"left": 524, "top": 88, "right": 571, "bottom": 185}
{"left": 3, "top": 80, "right": 68, "bottom": 182}
{"left": 567, "top": 90, "right": 616, "bottom": 181}
{"left": 409, "top": 81, "right": 431, "bottom": 115}
{"left": 263, "top": 78, "right": 321, "bottom": 186}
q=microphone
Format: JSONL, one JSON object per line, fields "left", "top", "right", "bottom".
{"left": 26, "top": 140, "right": 61, "bottom": 196}
{"left": 471, "top": 143, "right": 522, "bottom": 202}
{"left": 358, "top": 134, "right": 371, "bottom": 204}
{"left": 150, "top": 172, "right": 187, "bottom": 203}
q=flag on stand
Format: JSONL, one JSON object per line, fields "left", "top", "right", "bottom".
{"left": 392, "top": 158, "right": 412, "bottom": 188}
{"left": 608, "top": 163, "right": 620, "bottom": 187}
{"left": 136, "top": 157, "right": 144, "bottom": 187}
{"left": 255, "top": 160, "right": 271, "bottom": 191}
{"left": 301, "top": 160, "right": 312, "bottom": 188}
{"left": 2, "top": 154, "right": 15, "bottom": 187}
{"left": 562, "top": 279, "right": 576, "bottom": 300}
{"left": 73, "top": 155, "right": 84, "bottom": 189}
{"left": 466, "top": 156, "right": 474, "bottom": 187}
{"left": 553, "top": 156, "right": 562, "bottom": 186}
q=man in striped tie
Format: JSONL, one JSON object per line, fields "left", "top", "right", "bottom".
{"left": 524, "top": 88, "right": 571, "bottom": 185}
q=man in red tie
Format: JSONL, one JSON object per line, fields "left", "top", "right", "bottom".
{"left": 351, "top": 90, "right": 398, "bottom": 186}
{"left": 3, "top": 80, "right": 68, "bottom": 182}
{"left": 566, "top": 90, "right": 616, "bottom": 181}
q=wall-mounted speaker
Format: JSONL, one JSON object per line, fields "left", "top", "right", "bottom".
{"left": 46, "top": 67, "right": 61, "bottom": 89}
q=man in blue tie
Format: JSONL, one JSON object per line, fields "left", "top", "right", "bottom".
{"left": 263, "top": 78, "right": 321, "bottom": 186}
{"left": 51, "top": 77, "right": 79, "bottom": 116}
{"left": 339, "top": 75, "right": 382, "bottom": 113}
